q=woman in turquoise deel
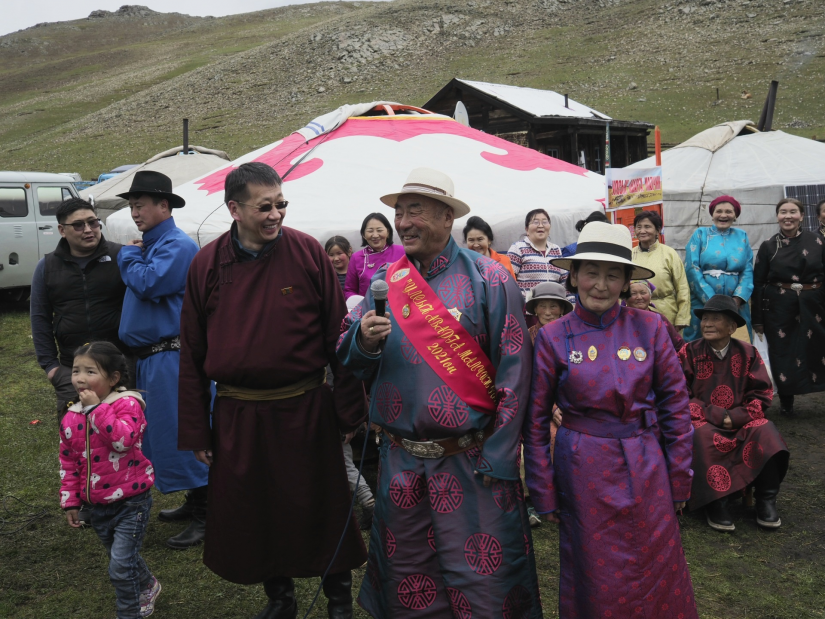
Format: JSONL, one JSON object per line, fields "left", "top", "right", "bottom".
{"left": 684, "top": 195, "right": 754, "bottom": 341}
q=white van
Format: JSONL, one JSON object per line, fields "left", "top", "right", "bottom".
{"left": 0, "top": 171, "right": 80, "bottom": 301}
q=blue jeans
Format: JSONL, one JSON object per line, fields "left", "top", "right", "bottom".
{"left": 90, "top": 490, "right": 155, "bottom": 619}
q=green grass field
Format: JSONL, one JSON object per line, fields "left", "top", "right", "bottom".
{"left": 1, "top": 305, "right": 824, "bottom": 618}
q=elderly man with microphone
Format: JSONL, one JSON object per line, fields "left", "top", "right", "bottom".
{"left": 177, "top": 162, "right": 367, "bottom": 619}
{"left": 337, "top": 168, "right": 541, "bottom": 618}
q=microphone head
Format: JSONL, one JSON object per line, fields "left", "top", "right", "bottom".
{"left": 371, "top": 279, "right": 389, "bottom": 301}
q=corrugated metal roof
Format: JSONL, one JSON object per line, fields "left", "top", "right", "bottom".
{"left": 458, "top": 79, "right": 612, "bottom": 120}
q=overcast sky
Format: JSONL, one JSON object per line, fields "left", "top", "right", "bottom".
{"left": 2, "top": 0, "right": 390, "bottom": 36}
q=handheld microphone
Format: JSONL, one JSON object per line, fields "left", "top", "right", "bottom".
{"left": 371, "top": 279, "right": 389, "bottom": 317}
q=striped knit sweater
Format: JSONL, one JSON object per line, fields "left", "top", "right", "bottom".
{"left": 507, "top": 238, "right": 567, "bottom": 298}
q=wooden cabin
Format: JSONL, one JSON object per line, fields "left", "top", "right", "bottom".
{"left": 423, "top": 79, "right": 652, "bottom": 173}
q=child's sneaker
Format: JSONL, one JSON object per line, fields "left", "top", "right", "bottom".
{"left": 527, "top": 506, "right": 542, "bottom": 528}
{"left": 139, "top": 577, "right": 161, "bottom": 617}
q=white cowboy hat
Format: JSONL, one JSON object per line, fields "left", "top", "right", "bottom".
{"left": 380, "top": 167, "right": 471, "bottom": 218}
{"left": 551, "top": 221, "right": 656, "bottom": 280}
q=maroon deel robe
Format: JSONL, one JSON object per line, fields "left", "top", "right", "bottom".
{"left": 178, "top": 226, "right": 367, "bottom": 583}
{"left": 678, "top": 338, "right": 789, "bottom": 511}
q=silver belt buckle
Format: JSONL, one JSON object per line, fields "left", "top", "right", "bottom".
{"left": 401, "top": 438, "right": 445, "bottom": 459}
{"left": 457, "top": 434, "right": 475, "bottom": 449}
{"left": 791, "top": 283, "right": 803, "bottom": 291}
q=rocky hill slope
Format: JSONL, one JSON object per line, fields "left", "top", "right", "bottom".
{"left": 1, "top": 0, "right": 822, "bottom": 178}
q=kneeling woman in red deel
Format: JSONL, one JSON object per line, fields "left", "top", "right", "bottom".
{"left": 679, "top": 295, "right": 789, "bottom": 532}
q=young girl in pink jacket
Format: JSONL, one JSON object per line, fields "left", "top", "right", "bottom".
{"left": 59, "top": 341, "right": 160, "bottom": 618}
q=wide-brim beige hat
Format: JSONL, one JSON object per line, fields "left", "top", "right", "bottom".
{"left": 380, "top": 167, "right": 471, "bottom": 218}
{"left": 551, "top": 221, "right": 655, "bottom": 280}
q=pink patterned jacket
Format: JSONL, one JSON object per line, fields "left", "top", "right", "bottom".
{"left": 58, "top": 389, "right": 154, "bottom": 510}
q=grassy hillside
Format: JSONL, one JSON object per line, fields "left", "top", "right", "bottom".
{"left": 0, "top": 0, "right": 823, "bottom": 179}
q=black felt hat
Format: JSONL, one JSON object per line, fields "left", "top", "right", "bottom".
{"left": 116, "top": 171, "right": 185, "bottom": 208}
{"left": 693, "top": 294, "right": 746, "bottom": 328}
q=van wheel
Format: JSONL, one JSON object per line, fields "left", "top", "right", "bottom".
{"left": 0, "top": 287, "right": 30, "bottom": 303}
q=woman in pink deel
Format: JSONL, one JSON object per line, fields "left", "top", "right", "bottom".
{"left": 344, "top": 212, "right": 405, "bottom": 298}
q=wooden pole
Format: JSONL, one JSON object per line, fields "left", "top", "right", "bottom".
{"left": 655, "top": 126, "right": 663, "bottom": 241}
{"left": 655, "top": 126, "right": 662, "bottom": 166}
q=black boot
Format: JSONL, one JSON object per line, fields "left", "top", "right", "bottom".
{"left": 254, "top": 577, "right": 297, "bottom": 619}
{"left": 779, "top": 394, "right": 796, "bottom": 417}
{"left": 706, "top": 496, "right": 735, "bottom": 531}
{"left": 755, "top": 488, "right": 781, "bottom": 528}
{"left": 158, "top": 487, "right": 203, "bottom": 522}
{"left": 323, "top": 571, "right": 353, "bottom": 619}
{"left": 755, "top": 457, "right": 782, "bottom": 528}
{"left": 166, "top": 485, "right": 207, "bottom": 549}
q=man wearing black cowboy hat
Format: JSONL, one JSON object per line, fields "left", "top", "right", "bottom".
{"left": 117, "top": 171, "right": 210, "bottom": 549}
{"left": 679, "top": 295, "right": 789, "bottom": 532}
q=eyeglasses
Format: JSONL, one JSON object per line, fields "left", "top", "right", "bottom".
{"left": 235, "top": 200, "right": 289, "bottom": 213}
{"left": 63, "top": 219, "right": 102, "bottom": 232}
{"left": 529, "top": 219, "right": 550, "bottom": 227}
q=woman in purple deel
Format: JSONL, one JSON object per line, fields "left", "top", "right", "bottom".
{"left": 524, "top": 221, "right": 699, "bottom": 619}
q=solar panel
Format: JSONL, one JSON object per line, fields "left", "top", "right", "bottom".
{"left": 785, "top": 185, "right": 825, "bottom": 233}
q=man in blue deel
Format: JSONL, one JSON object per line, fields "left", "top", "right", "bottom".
{"left": 117, "top": 170, "right": 209, "bottom": 549}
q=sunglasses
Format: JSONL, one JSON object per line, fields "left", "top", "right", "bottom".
{"left": 63, "top": 219, "right": 102, "bottom": 232}
{"left": 235, "top": 200, "right": 289, "bottom": 213}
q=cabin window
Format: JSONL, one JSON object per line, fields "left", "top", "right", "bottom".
{"left": 38, "top": 186, "right": 73, "bottom": 217}
{"left": 0, "top": 188, "right": 28, "bottom": 218}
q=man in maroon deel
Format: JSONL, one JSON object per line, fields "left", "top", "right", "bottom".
{"left": 177, "top": 162, "right": 367, "bottom": 619}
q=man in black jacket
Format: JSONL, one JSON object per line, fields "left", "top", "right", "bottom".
{"left": 30, "top": 198, "right": 130, "bottom": 418}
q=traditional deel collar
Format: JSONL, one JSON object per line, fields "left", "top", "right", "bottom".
{"left": 709, "top": 224, "right": 733, "bottom": 236}
{"left": 563, "top": 299, "right": 623, "bottom": 367}
{"left": 639, "top": 239, "right": 658, "bottom": 253}
{"left": 778, "top": 228, "right": 803, "bottom": 240}
{"left": 141, "top": 216, "right": 177, "bottom": 248}
{"left": 573, "top": 297, "right": 622, "bottom": 329}
{"left": 364, "top": 243, "right": 392, "bottom": 256}
{"left": 422, "top": 236, "right": 460, "bottom": 279}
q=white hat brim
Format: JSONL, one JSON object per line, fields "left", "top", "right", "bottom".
{"left": 380, "top": 191, "right": 471, "bottom": 218}
{"left": 551, "top": 253, "right": 656, "bottom": 281}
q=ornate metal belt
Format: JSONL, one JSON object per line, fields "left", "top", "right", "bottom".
{"left": 133, "top": 335, "right": 180, "bottom": 359}
{"left": 773, "top": 282, "right": 821, "bottom": 291}
{"left": 400, "top": 438, "right": 446, "bottom": 459}
{"left": 384, "top": 426, "right": 494, "bottom": 459}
